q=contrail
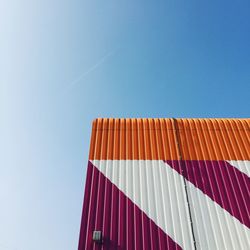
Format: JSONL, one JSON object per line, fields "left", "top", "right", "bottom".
{"left": 61, "top": 48, "right": 117, "bottom": 95}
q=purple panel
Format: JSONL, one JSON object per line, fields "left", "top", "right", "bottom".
{"left": 78, "top": 161, "right": 182, "bottom": 250}
{"left": 165, "top": 160, "right": 250, "bottom": 228}
{"left": 78, "top": 161, "right": 94, "bottom": 250}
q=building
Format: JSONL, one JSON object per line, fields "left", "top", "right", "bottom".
{"left": 78, "top": 118, "right": 250, "bottom": 250}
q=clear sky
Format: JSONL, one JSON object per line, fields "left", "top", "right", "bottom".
{"left": 0, "top": 0, "right": 249, "bottom": 249}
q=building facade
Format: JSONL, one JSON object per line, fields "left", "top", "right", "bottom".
{"left": 78, "top": 118, "right": 250, "bottom": 250}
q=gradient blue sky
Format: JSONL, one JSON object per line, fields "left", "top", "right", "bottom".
{"left": 1, "top": 0, "right": 250, "bottom": 249}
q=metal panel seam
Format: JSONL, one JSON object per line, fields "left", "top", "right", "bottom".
{"left": 172, "top": 118, "right": 197, "bottom": 250}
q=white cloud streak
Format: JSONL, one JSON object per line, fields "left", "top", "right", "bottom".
{"left": 61, "top": 48, "right": 117, "bottom": 95}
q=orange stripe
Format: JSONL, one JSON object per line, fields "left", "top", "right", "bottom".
{"left": 89, "top": 118, "right": 250, "bottom": 160}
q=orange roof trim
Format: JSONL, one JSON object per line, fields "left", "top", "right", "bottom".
{"left": 89, "top": 118, "right": 250, "bottom": 160}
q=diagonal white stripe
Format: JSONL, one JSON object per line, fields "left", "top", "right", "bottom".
{"left": 227, "top": 160, "right": 250, "bottom": 177}
{"left": 91, "top": 160, "right": 195, "bottom": 250}
{"left": 186, "top": 175, "right": 250, "bottom": 250}
{"left": 91, "top": 160, "right": 250, "bottom": 250}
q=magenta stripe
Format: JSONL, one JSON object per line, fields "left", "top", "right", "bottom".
{"left": 102, "top": 165, "right": 112, "bottom": 250}
{"left": 118, "top": 191, "right": 126, "bottom": 248}
{"left": 134, "top": 204, "right": 142, "bottom": 249}
{"left": 78, "top": 161, "right": 94, "bottom": 250}
{"left": 165, "top": 160, "right": 250, "bottom": 228}
{"left": 78, "top": 161, "right": 182, "bottom": 250}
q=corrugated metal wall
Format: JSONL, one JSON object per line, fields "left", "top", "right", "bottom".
{"left": 79, "top": 118, "right": 250, "bottom": 250}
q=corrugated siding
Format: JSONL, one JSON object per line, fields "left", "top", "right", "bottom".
{"left": 79, "top": 118, "right": 250, "bottom": 250}
{"left": 89, "top": 118, "right": 179, "bottom": 160}
{"left": 89, "top": 118, "right": 249, "bottom": 160}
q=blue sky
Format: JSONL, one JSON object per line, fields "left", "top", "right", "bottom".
{"left": 0, "top": 0, "right": 249, "bottom": 249}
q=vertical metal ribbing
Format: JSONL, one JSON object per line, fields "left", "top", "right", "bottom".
{"left": 172, "top": 118, "right": 197, "bottom": 250}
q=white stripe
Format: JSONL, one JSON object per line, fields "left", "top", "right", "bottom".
{"left": 186, "top": 177, "right": 250, "bottom": 250}
{"left": 91, "top": 160, "right": 250, "bottom": 250}
{"left": 92, "top": 160, "right": 195, "bottom": 250}
{"left": 227, "top": 160, "right": 250, "bottom": 177}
